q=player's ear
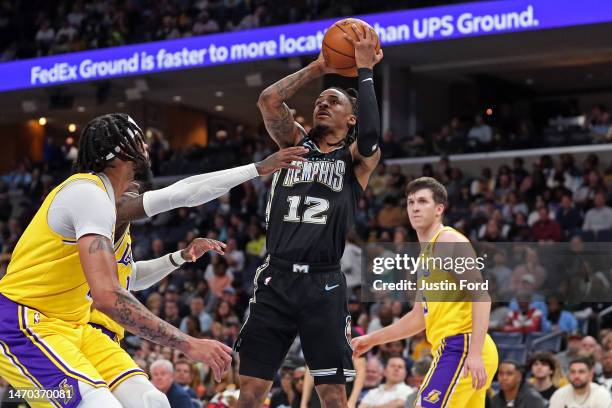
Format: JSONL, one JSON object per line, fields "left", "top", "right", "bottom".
{"left": 348, "top": 114, "right": 357, "bottom": 127}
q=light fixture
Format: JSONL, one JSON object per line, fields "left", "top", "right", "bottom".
{"left": 214, "top": 105, "right": 224, "bottom": 112}
{"left": 68, "top": 123, "right": 77, "bottom": 133}
{"left": 77, "top": 106, "right": 85, "bottom": 112}
{"left": 38, "top": 117, "right": 47, "bottom": 126}
{"left": 173, "top": 95, "right": 182, "bottom": 102}
{"left": 215, "top": 91, "right": 224, "bottom": 98}
{"left": 485, "top": 108, "right": 493, "bottom": 116}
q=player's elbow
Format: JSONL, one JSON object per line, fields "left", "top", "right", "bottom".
{"left": 90, "top": 287, "right": 118, "bottom": 314}
{"left": 257, "top": 88, "right": 280, "bottom": 110}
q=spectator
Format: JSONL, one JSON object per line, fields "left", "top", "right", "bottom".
{"left": 544, "top": 294, "right": 578, "bottom": 333}
{"left": 150, "top": 359, "right": 192, "bottom": 408}
{"left": 174, "top": 359, "right": 198, "bottom": 401}
{"left": 376, "top": 196, "right": 408, "bottom": 230}
{"left": 358, "top": 357, "right": 414, "bottom": 408}
{"left": 556, "top": 191, "right": 583, "bottom": 237}
{"left": 404, "top": 358, "right": 431, "bottom": 408}
{"left": 557, "top": 332, "right": 583, "bottom": 374}
{"left": 531, "top": 206, "right": 562, "bottom": 242}
{"left": 583, "top": 190, "right": 612, "bottom": 232}
{"left": 180, "top": 296, "right": 213, "bottom": 334}
{"left": 367, "top": 304, "right": 399, "bottom": 334}
{"left": 163, "top": 300, "right": 182, "bottom": 328}
{"left": 359, "top": 358, "right": 384, "bottom": 400}
{"left": 580, "top": 336, "right": 604, "bottom": 376}
{"left": 269, "top": 366, "right": 301, "bottom": 408}
{"left": 597, "top": 349, "right": 612, "bottom": 393}
{"left": 224, "top": 238, "right": 245, "bottom": 276}
{"left": 205, "top": 255, "right": 233, "bottom": 298}
{"left": 549, "top": 357, "right": 612, "bottom": 408}
{"left": 503, "top": 292, "right": 543, "bottom": 333}
{"left": 491, "top": 360, "right": 547, "bottom": 408}
{"left": 528, "top": 352, "right": 559, "bottom": 401}
{"left": 510, "top": 248, "right": 546, "bottom": 291}
{"left": 467, "top": 114, "right": 493, "bottom": 149}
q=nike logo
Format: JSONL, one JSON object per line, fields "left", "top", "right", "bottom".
{"left": 325, "top": 284, "right": 340, "bottom": 291}
{"left": 362, "top": 78, "right": 373, "bottom": 83}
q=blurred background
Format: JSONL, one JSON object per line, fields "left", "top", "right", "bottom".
{"left": 2, "top": 0, "right": 612, "bottom": 407}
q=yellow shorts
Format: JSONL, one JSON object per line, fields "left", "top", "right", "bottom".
{"left": 87, "top": 322, "right": 147, "bottom": 390}
{"left": 0, "top": 294, "right": 144, "bottom": 408}
{"left": 416, "top": 333, "right": 498, "bottom": 408}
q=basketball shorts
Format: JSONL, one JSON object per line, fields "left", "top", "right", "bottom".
{"left": 235, "top": 255, "right": 354, "bottom": 385}
{"left": 417, "top": 333, "right": 498, "bottom": 408}
{"left": 0, "top": 294, "right": 145, "bottom": 408}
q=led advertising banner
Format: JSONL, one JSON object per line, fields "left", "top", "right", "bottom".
{"left": 1, "top": 0, "right": 611, "bottom": 92}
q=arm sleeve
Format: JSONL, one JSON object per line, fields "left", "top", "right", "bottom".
{"left": 48, "top": 181, "right": 115, "bottom": 240}
{"left": 142, "top": 164, "right": 259, "bottom": 217}
{"left": 356, "top": 68, "right": 381, "bottom": 157}
{"left": 129, "top": 251, "right": 186, "bottom": 291}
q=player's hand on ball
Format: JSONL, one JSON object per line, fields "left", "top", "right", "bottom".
{"left": 343, "top": 24, "right": 383, "bottom": 70}
{"left": 256, "top": 146, "right": 308, "bottom": 176}
{"left": 351, "top": 335, "right": 374, "bottom": 358}
{"left": 462, "top": 352, "right": 487, "bottom": 389}
{"left": 185, "top": 338, "right": 232, "bottom": 382}
{"left": 181, "top": 238, "right": 226, "bottom": 261}
{"left": 314, "top": 51, "right": 346, "bottom": 76}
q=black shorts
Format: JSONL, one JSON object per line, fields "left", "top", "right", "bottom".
{"left": 234, "top": 255, "right": 354, "bottom": 385}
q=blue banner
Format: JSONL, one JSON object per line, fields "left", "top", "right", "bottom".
{"left": 2, "top": 0, "right": 611, "bottom": 92}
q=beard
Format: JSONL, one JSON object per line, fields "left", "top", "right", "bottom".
{"left": 308, "top": 124, "right": 345, "bottom": 147}
{"left": 571, "top": 379, "right": 588, "bottom": 389}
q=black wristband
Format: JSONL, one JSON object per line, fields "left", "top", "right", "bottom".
{"left": 358, "top": 68, "right": 374, "bottom": 81}
{"left": 169, "top": 253, "right": 181, "bottom": 268}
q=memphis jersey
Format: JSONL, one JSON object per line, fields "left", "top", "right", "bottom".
{"left": 0, "top": 173, "right": 110, "bottom": 325}
{"left": 418, "top": 226, "right": 472, "bottom": 350}
{"left": 89, "top": 225, "right": 133, "bottom": 340}
{"left": 265, "top": 137, "right": 361, "bottom": 264}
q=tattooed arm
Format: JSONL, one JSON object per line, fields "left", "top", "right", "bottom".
{"left": 78, "top": 234, "right": 232, "bottom": 380}
{"left": 257, "top": 54, "right": 341, "bottom": 148}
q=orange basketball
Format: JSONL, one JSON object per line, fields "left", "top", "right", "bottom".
{"left": 322, "top": 18, "right": 380, "bottom": 77}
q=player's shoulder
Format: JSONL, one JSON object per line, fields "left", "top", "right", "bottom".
{"left": 437, "top": 228, "right": 470, "bottom": 244}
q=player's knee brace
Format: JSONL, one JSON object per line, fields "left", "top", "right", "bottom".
{"left": 77, "top": 382, "right": 122, "bottom": 407}
{"left": 112, "top": 375, "right": 170, "bottom": 408}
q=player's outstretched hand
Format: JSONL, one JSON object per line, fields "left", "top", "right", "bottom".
{"left": 185, "top": 338, "right": 233, "bottom": 382}
{"left": 181, "top": 238, "right": 226, "bottom": 261}
{"left": 343, "top": 24, "right": 383, "bottom": 70}
{"left": 462, "top": 352, "right": 487, "bottom": 389}
{"left": 351, "top": 334, "right": 375, "bottom": 358}
{"left": 256, "top": 146, "right": 308, "bottom": 176}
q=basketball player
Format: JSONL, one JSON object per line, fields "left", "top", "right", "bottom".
{"left": 0, "top": 113, "right": 233, "bottom": 408}
{"left": 235, "top": 25, "right": 383, "bottom": 407}
{"left": 89, "top": 145, "right": 308, "bottom": 394}
{"left": 352, "top": 177, "right": 499, "bottom": 408}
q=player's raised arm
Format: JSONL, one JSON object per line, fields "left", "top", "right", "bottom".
{"left": 78, "top": 234, "right": 232, "bottom": 381}
{"left": 115, "top": 146, "right": 307, "bottom": 224}
{"left": 257, "top": 52, "right": 344, "bottom": 148}
{"left": 345, "top": 25, "right": 384, "bottom": 190}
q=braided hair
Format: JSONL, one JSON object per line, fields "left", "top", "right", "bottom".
{"left": 76, "top": 113, "right": 148, "bottom": 173}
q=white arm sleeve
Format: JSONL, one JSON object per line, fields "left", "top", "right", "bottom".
{"left": 142, "top": 164, "right": 259, "bottom": 217}
{"left": 48, "top": 181, "right": 115, "bottom": 240}
{"left": 129, "top": 251, "right": 186, "bottom": 291}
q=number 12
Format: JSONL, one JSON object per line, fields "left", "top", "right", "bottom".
{"left": 283, "top": 195, "right": 329, "bottom": 224}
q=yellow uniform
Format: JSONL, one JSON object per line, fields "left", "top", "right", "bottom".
{"left": 88, "top": 225, "right": 145, "bottom": 390}
{"left": 416, "top": 226, "right": 498, "bottom": 408}
{"left": 0, "top": 174, "right": 143, "bottom": 407}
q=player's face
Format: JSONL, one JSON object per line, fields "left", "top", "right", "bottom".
{"left": 568, "top": 363, "right": 592, "bottom": 389}
{"left": 407, "top": 189, "right": 443, "bottom": 231}
{"left": 531, "top": 360, "right": 552, "bottom": 380}
{"left": 312, "top": 89, "right": 356, "bottom": 133}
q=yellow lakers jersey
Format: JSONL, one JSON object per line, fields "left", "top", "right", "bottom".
{"left": 0, "top": 173, "right": 111, "bottom": 325}
{"left": 418, "top": 226, "right": 473, "bottom": 350}
{"left": 89, "top": 225, "right": 133, "bottom": 340}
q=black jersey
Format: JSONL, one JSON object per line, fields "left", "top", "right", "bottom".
{"left": 265, "top": 137, "right": 362, "bottom": 264}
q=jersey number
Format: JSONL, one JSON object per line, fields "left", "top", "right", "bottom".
{"left": 283, "top": 195, "right": 329, "bottom": 225}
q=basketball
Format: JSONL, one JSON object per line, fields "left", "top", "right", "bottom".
{"left": 322, "top": 18, "right": 381, "bottom": 77}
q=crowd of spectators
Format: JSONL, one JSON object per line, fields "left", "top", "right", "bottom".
{"left": 2, "top": 126, "right": 612, "bottom": 406}
{"left": 0, "top": 0, "right": 470, "bottom": 61}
